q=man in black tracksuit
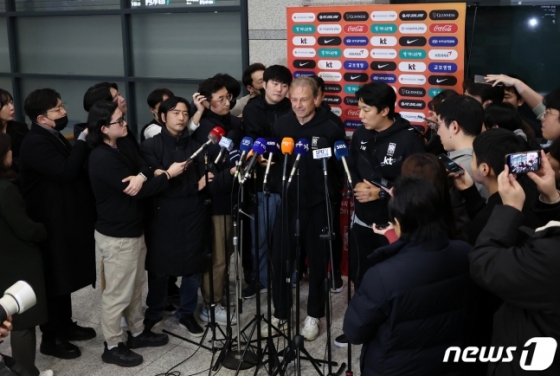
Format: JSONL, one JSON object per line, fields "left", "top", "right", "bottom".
{"left": 265, "top": 77, "right": 345, "bottom": 342}
{"left": 241, "top": 65, "right": 292, "bottom": 298}
{"left": 348, "top": 82, "right": 424, "bottom": 289}
{"left": 191, "top": 77, "right": 241, "bottom": 325}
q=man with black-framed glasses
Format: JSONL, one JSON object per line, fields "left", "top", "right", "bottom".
{"left": 192, "top": 77, "right": 243, "bottom": 325}
{"left": 19, "top": 88, "right": 97, "bottom": 360}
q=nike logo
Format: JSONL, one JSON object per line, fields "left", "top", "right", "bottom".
{"left": 436, "top": 78, "right": 448, "bottom": 83}
{"left": 324, "top": 39, "right": 335, "bottom": 43}
{"left": 406, "top": 39, "right": 419, "bottom": 44}
{"left": 378, "top": 64, "right": 389, "bottom": 68}
{"left": 299, "top": 62, "right": 309, "bottom": 66}
{"left": 350, "top": 75, "right": 361, "bottom": 80}
{"left": 360, "top": 141, "right": 368, "bottom": 145}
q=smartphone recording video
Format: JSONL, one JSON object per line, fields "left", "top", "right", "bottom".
{"left": 505, "top": 151, "right": 541, "bottom": 174}
{"left": 474, "top": 74, "right": 503, "bottom": 87}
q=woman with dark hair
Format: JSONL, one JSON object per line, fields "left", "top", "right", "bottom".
{"left": 87, "top": 101, "right": 185, "bottom": 367}
{"left": 483, "top": 102, "right": 535, "bottom": 140}
{"left": 344, "top": 176, "right": 471, "bottom": 376}
{"left": 0, "top": 89, "right": 28, "bottom": 172}
{"left": 0, "top": 133, "right": 53, "bottom": 376}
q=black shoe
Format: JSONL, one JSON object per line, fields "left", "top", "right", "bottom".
{"left": 127, "top": 329, "right": 169, "bottom": 349}
{"left": 61, "top": 321, "right": 97, "bottom": 341}
{"left": 101, "top": 342, "right": 143, "bottom": 367}
{"left": 330, "top": 271, "right": 343, "bottom": 293}
{"left": 40, "top": 337, "right": 81, "bottom": 359}
{"left": 334, "top": 333, "right": 348, "bottom": 348}
{"left": 179, "top": 315, "right": 204, "bottom": 338}
{"left": 242, "top": 282, "right": 265, "bottom": 299}
{"left": 143, "top": 317, "right": 162, "bottom": 332}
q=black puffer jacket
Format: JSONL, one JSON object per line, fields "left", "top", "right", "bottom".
{"left": 344, "top": 236, "right": 471, "bottom": 376}
{"left": 470, "top": 204, "right": 560, "bottom": 376}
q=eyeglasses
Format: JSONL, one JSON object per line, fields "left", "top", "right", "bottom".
{"left": 213, "top": 93, "right": 233, "bottom": 105}
{"left": 543, "top": 109, "right": 560, "bottom": 119}
{"left": 47, "top": 102, "right": 67, "bottom": 113}
{"left": 108, "top": 117, "right": 126, "bottom": 127}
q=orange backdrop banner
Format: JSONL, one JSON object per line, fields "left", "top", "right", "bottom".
{"left": 287, "top": 3, "right": 467, "bottom": 137}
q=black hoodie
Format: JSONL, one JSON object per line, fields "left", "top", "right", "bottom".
{"left": 349, "top": 114, "right": 424, "bottom": 226}
{"left": 273, "top": 107, "right": 345, "bottom": 208}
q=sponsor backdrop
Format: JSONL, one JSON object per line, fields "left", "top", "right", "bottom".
{"left": 287, "top": 3, "right": 466, "bottom": 137}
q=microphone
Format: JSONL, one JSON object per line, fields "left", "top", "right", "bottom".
{"left": 228, "top": 149, "right": 241, "bottom": 166}
{"left": 281, "top": 137, "right": 295, "bottom": 189}
{"left": 312, "top": 137, "right": 332, "bottom": 173}
{"left": 334, "top": 140, "right": 352, "bottom": 186}
{"left": 287, "top": 138, "right": 310, "bottom": 185}
{"left": 263, "top": 138, "right": 279, "bottom": 186}
{"left": 234, "top": 136, "right": 254, "bottom": 177}
{"left": 214, "top": 135, "right": 235, "bottom": 165}
{"left": 188, "top": 126, "right": 225, "bottom": 162}
{"left": 241, "top": 138, "right": 267, "bottom": 184}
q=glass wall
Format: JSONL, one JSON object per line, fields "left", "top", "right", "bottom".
{"left": 0, "top": 0, "right": 247, "bottom": 138}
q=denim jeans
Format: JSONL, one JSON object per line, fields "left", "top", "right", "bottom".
{"left": 250, "top": 192, "right": 281, "bottom": 286}
{"left": 145, "top": 272, "right": 200, "bottom": 320}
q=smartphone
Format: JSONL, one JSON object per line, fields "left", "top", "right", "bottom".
{"left": 368, "top": 177, "right": 393, "bottom": 192}
{"left": 505, "top": 150, "right": 541, "bottom": 174}
{"left": 438, "top": 153, "right": 464, "bottom": 174}
{"left": 474, "top": 74, "right": 503, "bottom": 86}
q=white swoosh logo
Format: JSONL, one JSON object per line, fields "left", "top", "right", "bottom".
{"left": 351, "top": 75, "right": 361, "bottom": 80}
{"left": 299, "top": 62, "right": 309, "bottom": 66}
{"left": 436, "top": 78, "right": 448, "bottom": 83}
{"left": 406, "top": 39, "right": 419, "bottom": 44}
{"left": 378, "top": 64, "right": 389, "bottom": 68}
{"left": 360, "top": 141, "right": 368, "bottom": 145}
{"left": 324, "top": 39, "right": 335, "bottom": 43}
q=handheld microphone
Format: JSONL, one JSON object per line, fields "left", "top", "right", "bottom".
{"left": 312, "top": 137, "right": 332, "bottom": 173}
{"left": 287, "top": 138, "right": 310, "bottom": 185}
{"left": 235, "top": 136, "right": 254, "bottom": 177}
{"left": 228, "top": 149, "right": 241, "bottom": 166}
{"left": 281, "top": 137, "right": 295, "bottom": 188}
{"left": 214, "top": 135, "right": 234, "bottom": 165}
{"left": 241, "top": 138, "right": 267, "bottom": 184}
{"left": 333, "top": 140, "right": 352, "bottom": 185}
{"left": 0, "top": 281, "right": 36, "bottom": 323}
{"left": 189, "top": 127, "right": 225, "bottom": 162}
{"left": 263, "top": 138, "right": 279, "bottom": 186}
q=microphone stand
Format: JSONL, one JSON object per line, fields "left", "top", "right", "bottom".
{"left": 164, "top": 152, "right": 226, "bottom": 355}
{"left": 344, "top": 180, "right": 354, "bottom": 376}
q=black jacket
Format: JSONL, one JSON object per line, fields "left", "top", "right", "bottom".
{"left": 88, "top": 138, "right": 169, "bottom": 238}
{"left": 470, "top": 204, "right": 560, "bottom": 376}
{"left": 141, "top": 127, "right": 233, "bottom": 276}
{"left": 0, "top": 179, "right": 48, "bottom": 330}
{"left": 272, "top": 107, "right": 345, "bottom": 208}
{"left": 5, "top": 121, "right": 28, "bottom": 172}
{"left": 348, "top": 115, "right": 424, "bottom": 225}
{"left": 242, "top": 94, "right": 292, "bottom": 194}
{"left": 192, "top": 110, "right": 242, "bottom": 215}
{"left": 19, "top": 123, "right": 96, "bottom": 296}
{"left": 344, "top": 236, "right": 471, "bottom": 376}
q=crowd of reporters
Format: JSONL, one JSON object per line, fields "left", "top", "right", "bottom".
{"left": 0, "top": 66, "right": 558, "bottom": 376}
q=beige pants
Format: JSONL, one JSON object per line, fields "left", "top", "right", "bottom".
{"left": 202, "top": 215, "right": 233, "bottom": 304}
{"left": 95, "top": 230, "right": 146, "bottom": 347}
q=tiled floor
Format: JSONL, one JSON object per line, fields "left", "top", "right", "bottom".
{"left": 0, "top": 252, "right": 362, "bottom": 376}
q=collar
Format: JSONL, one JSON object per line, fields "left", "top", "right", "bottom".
{"left": 449, "top": 147, "right": 472, "bottom": 160}
{"left": 368, "top": 235, "right": 450, "bottom": 264}
{"left": 536, "top": 221, "right": 560, "bottom": 232}
{"left": 34, "top": 122, "right": 59, "bottom": 136}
